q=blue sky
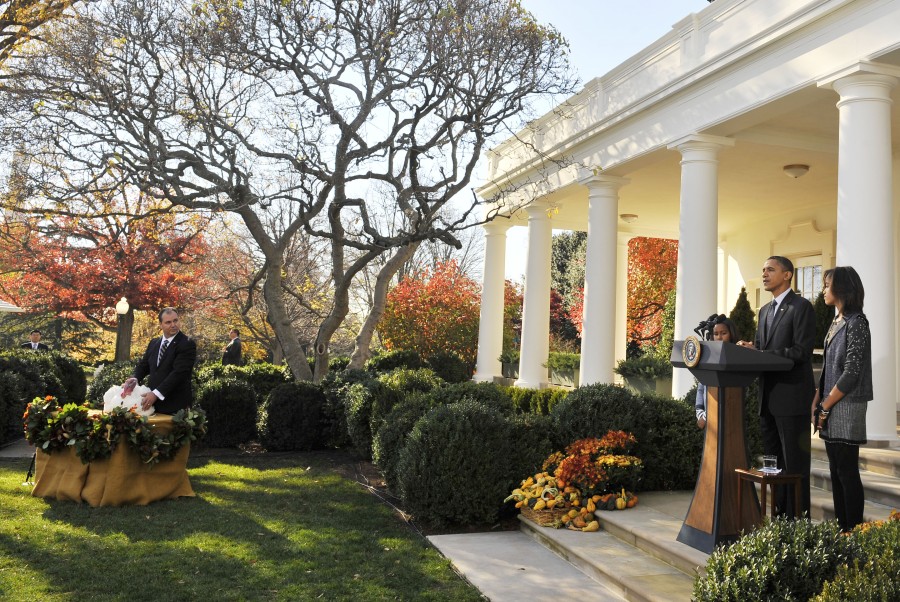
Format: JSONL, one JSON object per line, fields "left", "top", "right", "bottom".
{"left": 502, "top": 0, "right": 708, "bottom": 279}
{"left": 519, "top": 0, "right": 708, "bottom": 84}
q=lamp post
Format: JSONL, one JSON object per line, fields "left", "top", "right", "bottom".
{"left": 114, "top": 297, "right": 133, "bottom": 363}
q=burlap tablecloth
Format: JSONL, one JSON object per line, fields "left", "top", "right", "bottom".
{"left": 32, "top": 412, "right": 195, "bottom": 507}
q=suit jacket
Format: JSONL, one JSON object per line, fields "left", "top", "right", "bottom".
{"left": 21, "top": 342, "right": 50, "bottom": 351}
{"left": 754, "top": 289, "right": 816, "bottom": 416}
{"left": 133, "top": 331, "right": 197, "bottom": 415}
{"left": 222, "top": 337, "right": 242, "bottom": 366}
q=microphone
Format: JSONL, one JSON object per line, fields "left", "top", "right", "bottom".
{"left": 693, "top": 314, "right": 719, "bottom": 340}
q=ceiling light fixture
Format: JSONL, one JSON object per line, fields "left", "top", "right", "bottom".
{"left": 619, "top": 213, "right": 638, "bottom": 223}
{"left": 783, "top": 164, "right": 810, "bottom": 179}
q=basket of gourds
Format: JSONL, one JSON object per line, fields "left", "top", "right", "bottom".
{"left": 505, "top": 431, "right": 643, "bottom": 531}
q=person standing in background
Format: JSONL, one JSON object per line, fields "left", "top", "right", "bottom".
{"left": 21, "top": 330, "right": 49, "bottom": 351}
{"left": 222, "top": 328, "right": 242, "bottom": 366}
{"left": 813, "top": 266, "right": 872, "bottom": 532}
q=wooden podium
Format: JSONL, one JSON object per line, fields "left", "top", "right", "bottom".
{"left": 671, "top": 339, "right": 792, "bottom": 553}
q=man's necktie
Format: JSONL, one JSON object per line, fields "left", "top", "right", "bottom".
{"left": 766, "top": 300, "right": 778, "bottom": 338}
{"left": 158, "top": 339, "right": 170, "bottom": 366}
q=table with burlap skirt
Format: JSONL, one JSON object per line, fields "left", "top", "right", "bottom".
{"left": 32, "top": 413, "right": 195, "bottom": 507}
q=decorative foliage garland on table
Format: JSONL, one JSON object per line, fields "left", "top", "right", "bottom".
{"left": 505, "top": 430, "right": 643, "bottom": 530}
{"left": 23, "top": 396, "right": 207, "bottom": 467}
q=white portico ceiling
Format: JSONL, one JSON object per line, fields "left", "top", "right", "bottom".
{"left": 481, "top": 0, "right": 900, "bottom": 242}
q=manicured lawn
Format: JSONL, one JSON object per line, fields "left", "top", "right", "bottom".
{"left": 0, "top": 452, "right": 483, "bottom": 601}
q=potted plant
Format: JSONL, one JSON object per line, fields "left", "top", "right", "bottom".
{"left": 498, "top": 350, "right": 519, "bottom": 380}
{"left": 546, "top": 352, "right": 580, "bottom": 387}
{"left": 614, "top": 355, "right": 673, "bottom": 395}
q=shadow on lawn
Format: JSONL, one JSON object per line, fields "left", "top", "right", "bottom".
{"left": 0, "top": 452, "right": 475, "bottom": 600}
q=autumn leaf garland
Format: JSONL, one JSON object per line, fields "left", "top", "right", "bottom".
{"left": 23, "top": 396, "right": 207, "bottom": 466}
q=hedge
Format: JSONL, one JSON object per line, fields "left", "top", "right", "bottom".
{"left": 257, "top": 382, "right": 325, "bottom": 451}
{"left": 197, "top": 378, "right": 258, "bottom": 447}
{"left": 395, "top": 400, "right": 518, "bottom": 527}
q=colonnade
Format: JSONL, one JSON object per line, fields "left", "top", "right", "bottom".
{"left": 474, "top": 65, "right": 898, "bottom": 441}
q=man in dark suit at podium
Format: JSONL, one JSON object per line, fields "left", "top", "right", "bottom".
{"left": 739, "top": 256, "right": 815, "bottom": 518}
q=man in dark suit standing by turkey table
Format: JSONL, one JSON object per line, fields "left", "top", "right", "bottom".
{"left": 123, "top": 307, "right": 197, "bottom": 415}
{"left": 738, "top": 256, "right": 816, "bottom": 518}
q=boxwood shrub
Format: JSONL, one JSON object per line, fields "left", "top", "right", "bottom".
{"left": 694, "top": 517, "right": 857, "bottom": 601}
{"left": 429, "top": 381, "right": 514, "bottom": 413}
{"left": 812, "top": 517, "right": 899, "bottom": 602}
{"left": 550, "top": 383, "right": 701, "bottom": 491}
{"left": 395, "top": 399, "right": 517, "bottom": 527}
{"left": 257, "top": 382, "right": 325, "bottom": 451}
{"left": 370, "top": 368, "right": 444, "bottom": 445}
{"left": 0, "top": 369, "right": 41, "bottom": 445}
{"left": 372, "top": 392, "right": 434, "bottom": 492}
{"left": 48, "top": 353, "right": 87, "bottom": 404}
{"left": 424, "top": 351, "right": 472, "bottom": 383}
{"left": 551, "top": 383, "right": 644, "bottom": 448}
{"left": 0, "top": 352, "right": 67, "bottom": 443}
{"left": 635, "top": 392, "right": 703, "bottom": 490}
{"left": 344, "top": 381, "right": 385, "bottom": 459}
{"left": 320, "top": 369, "right": 373, "bottom": 449}
{"left": 503, "top": 386, "right": 568, "bottom": 415}
{"left": 197, "top": 378, "right": 258, "bottom": 447}
{"left": 365, "top": 349, "right": 424, "bottom": 373}
{"left": 506, "top": 412, "right": 556, "bottom": 490}
{"left": 328, "top": 356, "right": 351, "bottom": 371}
{"left": 195, "top": 361, "right": 291, "bottom": 404}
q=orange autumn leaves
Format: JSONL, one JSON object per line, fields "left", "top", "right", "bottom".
{"left": 379, "top": 261, "right": 481, "bottom": 366}
{"left": 542, "top": 431, "right": 643, "bottom": 497}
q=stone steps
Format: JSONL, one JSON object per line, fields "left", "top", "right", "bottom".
{"left": 811, "top": 437, "right": 900, "bottom": 478}
{"left": 518, "top": 491, "right": 702, "bottom": 602}
{"left": 501, "top": 448, "right": 900, "bottom": 602}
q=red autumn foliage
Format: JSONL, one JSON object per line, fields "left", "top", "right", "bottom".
{"left": 378, "top": 261, "right": 481, "bottom": 365}
{"left": 0, "top": 208, "right": 211, "bottom": 327}
{"left": 627, "top": 237, "right": 678, "bottom": 346}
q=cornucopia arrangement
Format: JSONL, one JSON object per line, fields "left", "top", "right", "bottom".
{"left": 505, "top": 430, "right": 643, "bottom": 531}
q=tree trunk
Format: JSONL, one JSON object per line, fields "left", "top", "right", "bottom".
{"left": 348, "top": 242, "right": 421, "bottom": 370}
{"left": 263, "top": 260, "right": 313, "bottom": 381}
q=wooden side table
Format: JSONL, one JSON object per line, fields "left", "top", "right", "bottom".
{"left": 735, "top": 468, "right": 802, "bottom": 527}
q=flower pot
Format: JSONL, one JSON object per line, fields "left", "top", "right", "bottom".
{"left": 549, "top": 368, "right": 579, "bottom": 388}
{"left": 501, "top": 362, "right": 519, "bottom": 379}
{"left": 655, "top": 377, "right": 672, "bottom": 396}
{"left": 624, "top": 376, "right": 655, "bottom": 395}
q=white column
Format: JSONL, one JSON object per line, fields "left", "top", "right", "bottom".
{"left": 668, "top": 134, "right": 734, "bottom": 398}
{"left": 578, "top": 173, "right": 629, "bottom": 385}
{"left": 515, "top": 201, "right": 552, "bottom": 388}
{"left": 474, "top": 221, "right": 511, "bottom": 382}
{"left": 820, "top": 65, "right": 899, "bottom": 442}
{"left": 615, "top": 233, "right": 632, "bottom": 375}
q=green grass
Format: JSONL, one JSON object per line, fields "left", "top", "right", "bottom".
{"left": 0, "top": 453, "right": 483, "bottom": 601}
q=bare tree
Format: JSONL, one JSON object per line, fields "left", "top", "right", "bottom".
{"left": 2, "top": 0, "right": 574, "bottom": 381}
{"left": 0, "top": 0, "right": 80, "bottom": 66}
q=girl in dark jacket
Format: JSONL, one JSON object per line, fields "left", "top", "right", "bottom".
{"left": 812, "top": 266, "right": 873, "bottom": 532}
